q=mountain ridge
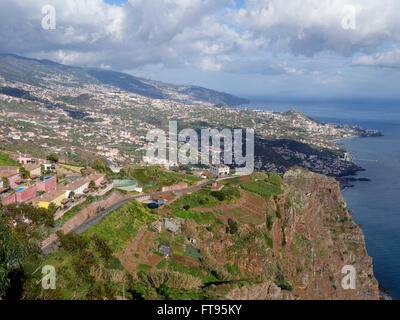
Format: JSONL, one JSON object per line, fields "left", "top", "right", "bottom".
{"left": 0, "top": 53, "right": 249, "bottom": 106}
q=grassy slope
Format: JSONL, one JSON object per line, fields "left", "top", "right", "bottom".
{"left": 0, "top": 151, "right": 19, "bottom": 166}
{"left": 240, "top": 172, "right": 283, "bottom": 198}
{"left": 84, "top": 201, "right": 158, "bottom": 253}
{"left": 129, "top": 166, "right": 201, "bottom": 192}
{"left": 33, "top": 201, "right": 157, "bottom": 299}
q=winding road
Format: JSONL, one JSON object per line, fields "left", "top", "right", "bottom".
{"left": 73, "top": 178, "right": 216, "bottom": 234}
{"left": 42, "top": 175, "right": 237, "bottom": 254}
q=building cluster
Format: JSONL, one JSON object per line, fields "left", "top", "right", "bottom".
{"left": 0, "top": 152, "right": 112, "bottom": 213}
{"left": 1, "top": 73, "right": 380, "bottom": 181}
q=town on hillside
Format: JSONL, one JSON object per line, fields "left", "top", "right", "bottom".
{"left": 0, "top": 150, "right": 233, "bottom": 221}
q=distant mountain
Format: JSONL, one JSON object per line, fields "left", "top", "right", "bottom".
{"left": 0, "top": 53, "right": 249, "bottom": 106}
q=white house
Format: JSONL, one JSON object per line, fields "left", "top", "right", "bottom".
{"left": 209, "top": 164, "right": 230, "bottom": 177}
{"left": 61, "top": 178, "right": 89, "bottom": 198}
{"left": 42, "top": 163, "right": 56, "bottom": 171}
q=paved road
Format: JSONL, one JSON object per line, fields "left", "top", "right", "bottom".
{"left": 42, "top": 176, "right": 236, "bottom": 254}
{"left": 72, "top": 178, "right": 216, "bottom": 235}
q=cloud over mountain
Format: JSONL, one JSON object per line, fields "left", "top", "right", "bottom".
{"left": 0, "top": 0, "right": 399, "bottom": 98}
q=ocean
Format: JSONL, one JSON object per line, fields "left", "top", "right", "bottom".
{"left": 238, "top": 98, "right": 400, "bottom": 299}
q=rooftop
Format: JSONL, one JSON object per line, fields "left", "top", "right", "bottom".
{"left": 60, "top": 177, "right": 89, "bottom": 192}
{"left": 33, "top": 188, "right": 66, "bottom": 203}
{"left": 24, "top": 163, "right": 40, "bottom": 171}
{"left": 0, "top": 166, "right": 20, "bottom": 177}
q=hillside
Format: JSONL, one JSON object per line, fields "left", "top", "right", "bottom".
{"left": 26, "top": 169, "right": 378, "bottom": 300}
{"left": 0, "top": 53, "right": 249, "bottom": 106}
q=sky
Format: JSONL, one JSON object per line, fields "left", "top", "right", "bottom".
{"left": 0, "top": 0, "right": 399, "bottom": 100}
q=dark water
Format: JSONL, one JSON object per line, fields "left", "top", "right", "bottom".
{"left": 238, "top": 98, "right": 400, "bottom": 299}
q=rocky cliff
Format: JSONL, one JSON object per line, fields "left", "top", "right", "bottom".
{"left": 272, "top": 167, "right": 379, "bottom": 299}
{"left": 189, "top": 168, "right": 379, "bottom": 300}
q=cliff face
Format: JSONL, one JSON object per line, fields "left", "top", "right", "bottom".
{"left": 271, "top": 167, "right": 379, "bottom": 299}
{"left": 192, "top": 168, "right": 379, "bottom": 300}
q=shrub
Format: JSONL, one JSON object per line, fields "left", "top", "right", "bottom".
{"left": 211, "top": 191, "right": 225, "bottom": 201}
{"left": 228, "top": 218, "right": 238, "bottom": 234}
{"left": 72, "top": 250, "right": 96, "bottom": 281}
{"left": 266, "top": 214, "right": 274, "bottom": 231}
{"left": 275, "top": 207, "right": 282, "bottom": 219}
{"left": 200, "top": 256, "right": 232, "bottom": 282}
{"left": 56, "top": 231, "right": 89, "bottom": 253}
{"left": 91, "top": 234, "right": 113, "bottom": 263}
{"left": 138, "top": 271, "right": 202, "bottom": 290}
{"left": 264, "top": 235, "right": 274, "bottom": 249}
{"left": 106, "top": 256, "right": 125, "bottom": 271}
{"left": 275, "top": 272, "right": 293, "bottom": 291}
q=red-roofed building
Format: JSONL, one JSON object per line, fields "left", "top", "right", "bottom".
{"left": 1, "top": 184, "right": 37, "bottom": 206}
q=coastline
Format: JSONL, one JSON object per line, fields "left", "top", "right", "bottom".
{"left": 240, "top": 101, "right": 397, "bottom": 300}
{"left": 334, "top": 134, "right": 383, "bottom": 189}
{"left": 336, "top": 134, "right": 394, "bottom": 300}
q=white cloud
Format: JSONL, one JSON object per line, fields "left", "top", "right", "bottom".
{"left": 352, "top": 47, "right": 400, "bottom": 68}
{"left": 226, "top": 0, "right": 400, "bottom": 56}
{"left": 0, "top": 0, "right": 399, "bottom": 78}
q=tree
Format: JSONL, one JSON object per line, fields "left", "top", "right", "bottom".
{"left": 228, "top": 218, "right": 238, "bottom": 234}
{"left": 0, "top": 204, "right": 56, "bottom": 298}
{"left": 2, "top": 177, "right": 10, "bottom": 188}
{"left": 46, "top": 153, "right": 59, "bottom": 163}
{"left": 19, "top": 167, "right": 30, "bottom": 179}
{"left": 90, "top": 159, "right": 107, "bottom": 173}
{"left": 89, "top": 180, "right": 96, "bottom": 189}
{"left": 211, "top": 191, "right": 225, "bottom": 201}
{"left": 48, "top": 203, "right": 57, "bottom": 215}
{"left": 91, "top": 235, "right": 112, "bottom": 263}
{"left": 0, "top": 211, "right": 27, "bottom": 297}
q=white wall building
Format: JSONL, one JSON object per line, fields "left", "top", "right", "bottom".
{"left": 209, "top": 164, "right": 230, "bottom": 177}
